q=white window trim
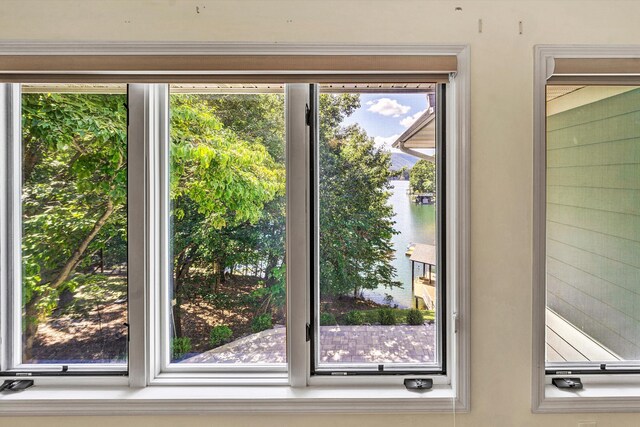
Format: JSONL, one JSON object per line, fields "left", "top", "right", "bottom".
{"left": 0, "top": 42, "right": 470, "bottom": 414}
{"left": 533, "top": 44, "right": 640, "bottom": 413}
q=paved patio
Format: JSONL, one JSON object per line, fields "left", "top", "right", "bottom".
{"left": 183, "top": 324, "right": 435, "bottom": 364}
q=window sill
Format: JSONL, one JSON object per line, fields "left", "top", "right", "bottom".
{"left": 0, "top": 383, "right": 465, "bottom": 415}
{"left": 536, "top": 382, "right": 640, "bottom": 413}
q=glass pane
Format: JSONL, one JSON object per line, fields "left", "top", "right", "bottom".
{"left": 21, "top": 84, "right": 128, "bottom": 364}
{"left": 316, "top": 85, "right": 441, "bottom": 370}
{"left": 168, "top": 84, "right": 286, "bottom": 365}
{"left": 545, "top": 85, "right": 640, "bottom": 365}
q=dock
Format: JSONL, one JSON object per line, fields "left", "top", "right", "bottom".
{"left": 409, "top": 243, "right": 437, "bottom": 310}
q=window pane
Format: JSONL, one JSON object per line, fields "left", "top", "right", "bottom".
{"left": 168, "top": 84, "right": 286, "bottom": 365}
{"left": 545, "top": 85, "right": 640, "bottom": 364}
{"left": 316, "top": 85, "right": 441, "bottom": 370}
{"left": 21, "top": 84, "right": 128, "bottom": 365}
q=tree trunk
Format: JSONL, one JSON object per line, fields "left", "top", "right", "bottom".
{"left": 23, "top": 199, "right": 115, "bottom": 359}
{"left": 213, "top": 258, "right": 226, "bottom": 294}
{"left": 23, "top": 296, "right": 40, "bottom": 362}
{"left": 172, "top": 277, "right": 183, "bottom": 338}
{"left": 22, "top": 141, "right": 41, "bottom": 183}
{"left": 48, "top": 200, "right": 115, "bottom": 291}
{"left": 265, "top": 254, "right": 279, "bottom": 288}
{"left": 172, "top": 244, "right": 194, "bottom": 339}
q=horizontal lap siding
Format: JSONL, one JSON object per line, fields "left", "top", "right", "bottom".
{"left": 547, "top": 88, "right": 640, "bottom": 360}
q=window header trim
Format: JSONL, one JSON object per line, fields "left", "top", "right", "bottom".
{"left": 0, "top": 43, "right": 458, "bottom": 83}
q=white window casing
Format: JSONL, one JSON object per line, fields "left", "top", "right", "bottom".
{"left": 0, "top": 42, "right": 470, "bottom": 414}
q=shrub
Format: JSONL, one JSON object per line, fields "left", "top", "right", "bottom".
{"left": 320, "top": 312, "right": 337, "bottom": 326}
{"left": 378, "top": 307, "right": 396, "bottom": 325}
{"left": 210, "top": 325, "right": 233, "bottom": 347}
{"left": 203, "top": 292, "right": 233, "bottom": 310}
{"left": 343, "top": 310, "right": 365, "bottom": 325}
{"left": 251, "top": 313, "right": 273, "bottom": 333}
{"left": 406, "top": 309, "right": 424, "bottom": 325}
{"left": 171, "top": 337, "right": 191, "bottom": 360}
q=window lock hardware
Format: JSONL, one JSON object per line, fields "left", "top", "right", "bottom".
{"left": 305, "top": 103, "right": 311, "bottom": 126}
{"left": 404, "top": 378, "right": 433, "bottom": 390}
{"left": 552, "top": 377, "right": 583, "bottom": 389}
{"left": 0, "top": 379, "right": 34, "bottom": 392}
{"left": 305, "top": 323, "right": 311, "bottom": 342}
{"left": 453, "top": 313, "right": 460, "bottom": 333}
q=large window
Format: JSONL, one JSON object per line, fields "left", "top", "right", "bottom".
{"left": 0, "top": 44, "right": 469, "bottom": 414}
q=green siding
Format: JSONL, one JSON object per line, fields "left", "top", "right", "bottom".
{"left": 547, "top": 87, "right": 640, "bottom": 360}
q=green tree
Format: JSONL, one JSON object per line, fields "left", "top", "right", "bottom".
{"left": 169, "top": 94, "right": 285, "bottom": 336}
{"left": 409, "top": 159, "right": 436, "bottom": 194}
{"left": 21, "top": 92, "right": 128, "bottom": 360}
{"left": 200, "top": 94, "right": 287, "bottom": 291}
{"left": 319, "top": 94, "right": 400, "bottom": 299}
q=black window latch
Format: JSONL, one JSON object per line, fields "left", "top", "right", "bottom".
{"left": 404, "top": 378, "right": 433, "bottom": 390}
{"left": 0, "top": 379, "right": 34, "bottom": 392}
{"left": 552, "top": 377, "right": 583, "bottom": 389}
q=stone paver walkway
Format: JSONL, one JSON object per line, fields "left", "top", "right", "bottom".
{"left": 182, "top": 324, "right": 435, "bottom": 364}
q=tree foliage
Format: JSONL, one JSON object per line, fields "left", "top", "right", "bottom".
{"left": 169, "top": 94, "right": 285, "bottom": 336}
{"left": 409, "top": 159, "right": 436, "bottom": 194}
{"left": 21, "top": 92, "right": 128, "bottom": 358}
{"left": 318, "top": 94, "right": 400, "bottom": 298}
{"left": 20, "top": 88, "right": 402, "bottom": 359}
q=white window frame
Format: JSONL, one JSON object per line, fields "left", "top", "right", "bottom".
{"left": 533, "top": 44, "right": 640, "bottom": 413}
{"left": 0, "top": 42, "right": 470, "bottom": 415}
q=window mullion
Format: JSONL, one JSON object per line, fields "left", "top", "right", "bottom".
{"left": 286, "top": 83, "right": 312, "bottom": 387}
{"left": 0, "top": 84, "right": 21, "bottom": 372}
{"left": 127, "top": 84, "right": 168, "bottom": 387}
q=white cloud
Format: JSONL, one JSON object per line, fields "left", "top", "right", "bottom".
{"left": 399, "top": 109, "right": 426, "bottom": 128}
{"left": 374, "top": 134, "right": 401, "bottom": 151}
{"left": 366, "top": 98, "right": 411, "bottom": 117}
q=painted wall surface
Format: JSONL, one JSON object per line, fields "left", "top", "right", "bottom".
{"left": 1, "top": 0, "right": 640, "bottom": 426}
{"left": 547, "top": 87, "right": 640, "bottom": 360}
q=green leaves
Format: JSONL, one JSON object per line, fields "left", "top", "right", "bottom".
{"left": 409, "top": 159, "right": 436, "bottom": 194}
{"left": 318, "top": 94, "right": 400, "bottom": 299}
{"left": 170, "top": 95, "right": 284, "bottom": 231}
{"left": 21, "top": 92, "right": 128, "bottom": 324}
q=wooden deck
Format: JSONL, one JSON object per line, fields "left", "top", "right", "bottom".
{"left": 413, "top": 273, "right": 436, "bottom": 310}
{"left": 546, "top": 309, "right": 620, "bottom": 362}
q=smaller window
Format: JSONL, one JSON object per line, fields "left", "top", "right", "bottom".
{"left": 534, "top": 46, "right": 640, "bottom": 413}
{"left": 163, "top": 84, "right": 288, "bottom": 371}
{"left": 5, "top": 83, "right": 129, "bottom": 374}
{"left": 545, "top": 84, "right": 640, "bottom": 373}
{"left": 312, "top": 83, "right": 447, "bottom": 376}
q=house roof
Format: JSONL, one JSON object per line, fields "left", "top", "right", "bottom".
{"left": 391, "top": 107, "right": 436, "bottom": 150}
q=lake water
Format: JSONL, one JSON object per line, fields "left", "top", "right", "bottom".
{"left": 361, "top": 180, "right": 436, "bottom": 308}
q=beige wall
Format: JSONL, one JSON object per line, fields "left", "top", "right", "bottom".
{"left": 1, "top": 0, "right": 640, "bottom": 426}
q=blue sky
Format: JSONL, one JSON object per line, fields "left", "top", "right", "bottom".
{"left": 340, "top": 93, "right": 430, "bottom": 152}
